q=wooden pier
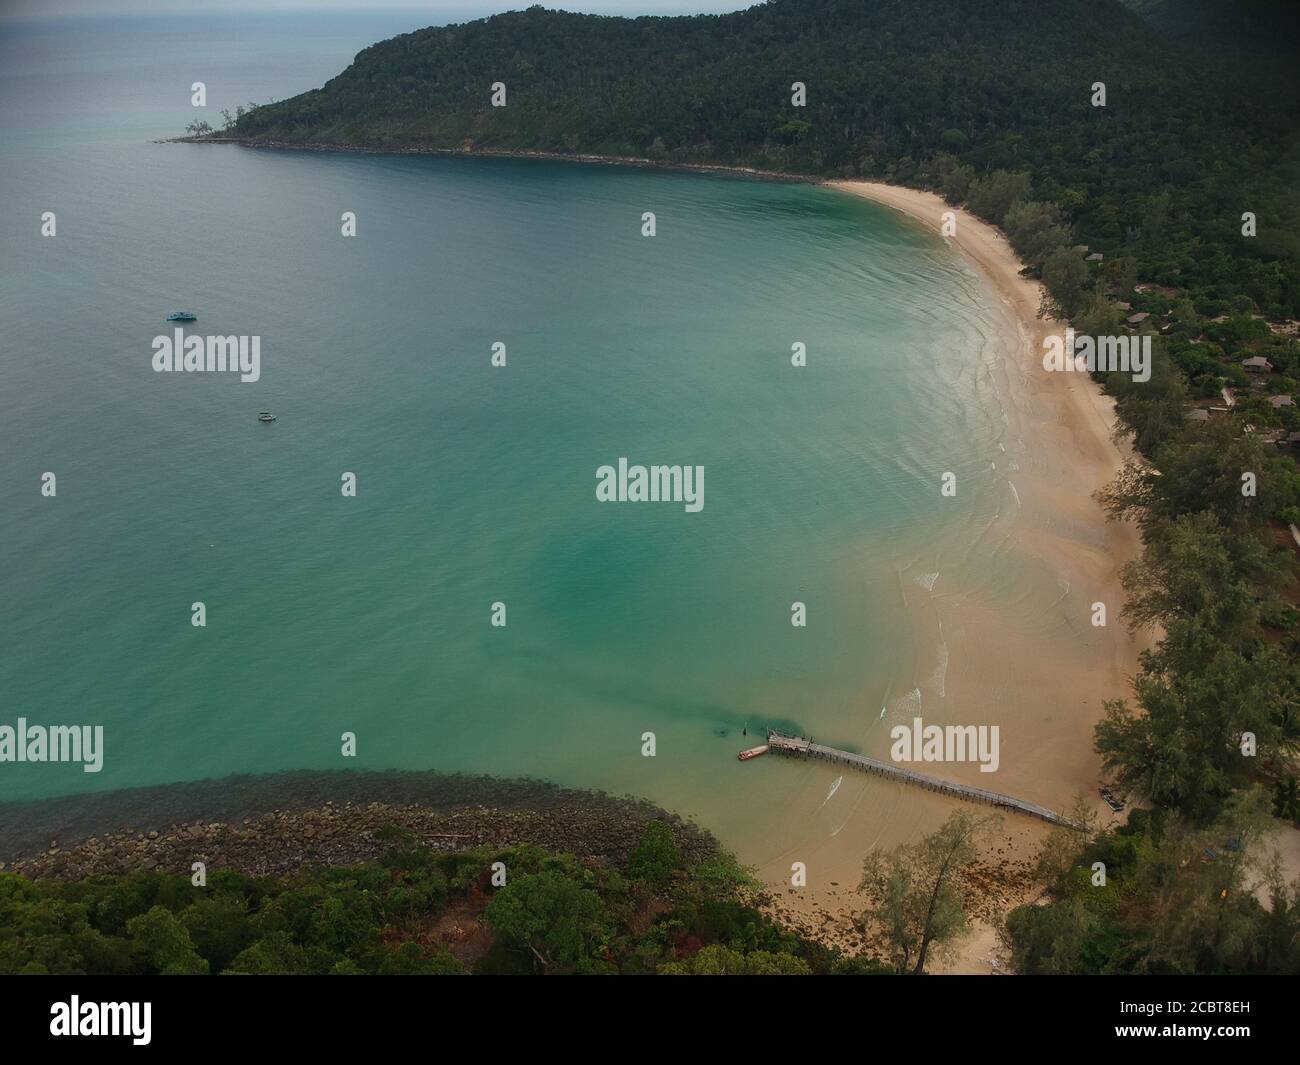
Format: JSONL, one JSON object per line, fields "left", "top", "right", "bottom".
{"left": 763, "top": 731, "right": 1082, "bottom": 828}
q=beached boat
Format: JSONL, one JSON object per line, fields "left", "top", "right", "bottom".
{"left": 737, "top": 744, "right": 769, "bottom": 761}
{"left": 166, "top": 311, "right": 197, "bottom": 321}
{"left": 257, "top": 411, "right": 276, "bottom": 422}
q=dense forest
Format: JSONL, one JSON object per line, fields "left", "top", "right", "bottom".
{"left": 209, "top": 0, "right": 1300, "bottom": 973}
{"left": 232, "top": 0, "right": 1300, "bottom": 323}
{"left": 1, "top": 822, "right": 879, "bottom": 975}
{"left": 1119, "top": 0, "right": 1300, "bottom": 67}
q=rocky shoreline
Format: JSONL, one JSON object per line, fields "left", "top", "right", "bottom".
{"left": 0, "top": 770, "right": 718, "bottom": 881}
{"left": 161, "top": 135, "right": 820, "bottom": 184}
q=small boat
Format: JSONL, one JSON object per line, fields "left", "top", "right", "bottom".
{"left": 737, "top": 744, "right": 769, "bottom": 761}
{"left": 1099, "top": 787, "right": 1124, "bottom": 812}
{"left": 166, "top": 311, "right": 197, "bottom": 322}
{"left": 257, "top": 411, "right": 276, "bottom": 422}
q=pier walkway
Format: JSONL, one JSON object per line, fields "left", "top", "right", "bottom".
{"left": 764, "top": 731, "right": 1081, "bottom": 828}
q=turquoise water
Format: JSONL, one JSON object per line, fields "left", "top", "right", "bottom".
{"left": 1, "top": 12, "right": 1081, "bottom": 871}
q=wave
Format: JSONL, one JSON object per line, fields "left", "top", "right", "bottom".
{"left": 888, "top": 686, "right": 923, "bottom": 719}
{"left": 913, "top": 571, "right": 939, "bottom": 592}
{"left": 817, "top": 774, "right": 844, "bottom": 811}
{"left": 925, "top": 640, "right": 949, "bottom": 699}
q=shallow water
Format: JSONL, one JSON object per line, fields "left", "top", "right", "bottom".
{"left": 0, "top": 11, "right": 1119, "bottom": 886}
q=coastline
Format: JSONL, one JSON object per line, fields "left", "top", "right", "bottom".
{"left": 162, "top": 136, "right": 821, "bottom": 183}
{"left": 827, "top": 180, "right": 1131, "bottom": 477}
{"left": 829, "top": 177, "right": 1144, "bottom": 646}
{"left": 810, "top": 179, "right": 1146, "bottom": 971}
{"left": 106, "top": 142, "right": 1143, "bottom": 965}
{"left": 0, "top": 769, "right": 719, "bottom": 878}
{"left": 828, "top": 177, "right": 1144, "bottom": 724}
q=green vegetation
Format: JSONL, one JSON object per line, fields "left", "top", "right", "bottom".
{"left": 1005, "top": 792, "right": 1300, "bottom": 974}
{"left": 1008, "top": 366, "right": 1300, "bottom": 972}
{"left": 857, "top": 811, "right": 997, "bottom": 974}
{"left": 232, "top": 0, "right": 1300, "bottom": 324}
{"left": 1011, "top": 315, "right": 1300, "bottom": 973}
{"left": 1119, "top": 0, "right": 1300, "bottom": 72}
{"left": 228, "top": 1, "right": 1300, "bottom": 461}
{"left": 0, "top": 823, "right": 854, "bottom": 975}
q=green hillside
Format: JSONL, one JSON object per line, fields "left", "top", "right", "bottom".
{"left": 234, "top": 0, "right": 1300, "bottom": 317}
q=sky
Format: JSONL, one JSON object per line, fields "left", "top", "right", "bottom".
{"left": 2, "top": 0, "right": 754, "bottom": 19}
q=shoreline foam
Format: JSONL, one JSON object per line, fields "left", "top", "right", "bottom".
{"left": 828, "top": 180, "right": 1127, "bottom": 465}
{"left": 775, "top": 180, "right": 1148, "bottom": 970}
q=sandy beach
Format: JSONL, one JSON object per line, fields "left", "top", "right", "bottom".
{"left": 828, "top": 180, "right": 1131, "bottom": 484}
{"left": 754, "top": 180, "right": 1149, "bottom": 970}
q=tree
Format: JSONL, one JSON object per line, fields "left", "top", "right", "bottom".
{"left": 1096, "top": 635, "right": 1288, "bottom": 822}
{"left": 124, "top": 906, "right": 208, "bottom": 975}
{"left": 179, "top": 896, "right": 254, "bottom": 973}
{"left": 626, "top": 821, "right": 682, "bottom": 889}
{"left": 658, "top": 944, "right": 810, "bottom": 975}
{"left": 1100, "top": 416, "right": 1291, "bottom": 534}
{"left": 1032, "top": 796, "right": 1097, "bottom": 886}
{"left": 1004, "top": 200, "right": 1071, "bottom": 272}
{"left": 1003, "top": 897, "right": 1095, "bottom": 974}
{"left": 224, "top": 931, "right": 319, "bottom": 975}
{"left": 966, "top": 169, "right": 1033, "bottom": 226}
{"left": 1007, "top": 793, "right": 1300, "bottom": 974}
{"left": 1042, "top": 245, "right": 1091, "bottom": 318}
{"left": 858, "top": 810, "right": 998, "bottom": 974}
{"left": 483, "top": 870, "right": 612, "bottom": 973}
{"left": 1103, "top": 346, "right": 1189, "bottom": 457}
{"left": 1074, "top": 292, "right": 1124, "bottom": 338}
{"left": 1148, "top": 421, "right": 1288, "bottom": 533}
{"left": 374, "top": 942, "right": 464, "bottom": 974}
{"left": 1117, "top": 511, "right": 1265, "bottom": 643}
{"left": 939, "top": 163, "right": 976, "bottom": 204}
{"left": 1128, "top": 790, "right": 1279, "bottom": 973}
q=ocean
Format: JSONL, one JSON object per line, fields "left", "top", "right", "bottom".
{"left": 0, "top": 9, "right": 1115, "bottom": 879}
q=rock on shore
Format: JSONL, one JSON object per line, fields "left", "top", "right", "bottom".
{"left": 1, "top": 770, "right": 718, "bottom": 881}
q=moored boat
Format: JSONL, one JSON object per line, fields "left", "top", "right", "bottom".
{"left": 166, "top": 311, "right": 197, "bottom": 321}
{"left": 737, "top": 744, "right": 769, "bottom": 761}
{"left": 257, "top": 411, "right": 276, "bottom": 422}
